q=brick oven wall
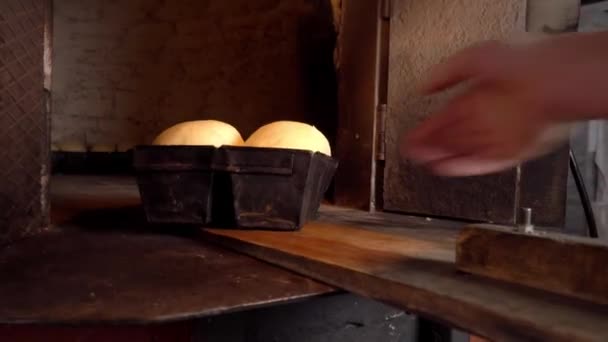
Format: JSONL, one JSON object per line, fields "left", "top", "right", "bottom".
{"left": 51, "top": 0, "right": 338, "bottom": 148}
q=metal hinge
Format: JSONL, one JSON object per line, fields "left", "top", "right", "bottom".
{"left": 376, "top": 104, "right": 387, "bottom": 161}
{"left": 381, "top": 0, "right": 392, "bottom": 20}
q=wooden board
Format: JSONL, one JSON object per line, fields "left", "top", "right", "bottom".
{"left": 202, "top": 220, "right": 608, "bottom": 342}
{"left": 457, "top": 224, "right": 608, "bottom": 306}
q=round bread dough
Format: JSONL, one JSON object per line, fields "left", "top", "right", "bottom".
{"left": 153, "top": 120, "right": 244, "bottom": 147}
{"left": 246, "top": 121, "right": 331, "bottom": 156}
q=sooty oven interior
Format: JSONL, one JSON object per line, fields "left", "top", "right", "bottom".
{"left": 1, "top": 0, "right": 574, "bottom": 248}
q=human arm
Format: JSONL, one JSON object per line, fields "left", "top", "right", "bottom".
{"left": 401, "top": 31, "right": 608, "bottom": 177}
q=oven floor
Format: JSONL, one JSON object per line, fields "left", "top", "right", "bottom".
{"left": 0, "top": 175, "right": 334, "bottom": 324}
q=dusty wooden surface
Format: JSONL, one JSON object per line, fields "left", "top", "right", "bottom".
{"left": 457, "top": 224, "right": 608, "bottom": 306}
{"left": 0, "top": 176, "right": 334, "bottom": 324}
{"left": 202, "top": 221, "right": 608, "bottom": 342}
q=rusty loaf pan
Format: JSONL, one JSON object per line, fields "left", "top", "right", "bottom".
{"left": 133, "top": 145, "right": 338, "bottom": 230}
{"left": 213, "top": 146, "right": 338, "bottom": 230}
{"left": 134, "top": 145, "right": 216, "bottom": 225}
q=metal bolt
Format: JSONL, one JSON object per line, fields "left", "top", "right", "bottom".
{"left": 519, "top": 207, "right": 534, "bottom": 233}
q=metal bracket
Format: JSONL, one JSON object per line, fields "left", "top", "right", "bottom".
{"left": 518, "top": 207, "right": 535, "bottom": 234}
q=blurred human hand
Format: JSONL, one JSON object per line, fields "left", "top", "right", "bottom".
{"left": 401, "top": 33, "right": 608, "bottom": 176}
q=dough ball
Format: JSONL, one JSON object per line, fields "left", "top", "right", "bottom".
{"left": 57, "top": 141, "right": 87, "bottom": 152}
{"left": 153, "top": 120, "right": 244, "bottom": 147}
{"left": 246, "top": 121, "right": 331, "bottom": 156}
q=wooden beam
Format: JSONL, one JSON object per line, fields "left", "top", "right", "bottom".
{"left": 457, "top": 224, "right": 608, "bottom": 306}
{"left": 201, "top": 213, "right": 608, "bottom": 342}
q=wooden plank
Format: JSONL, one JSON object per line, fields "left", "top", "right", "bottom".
{"left": 457, "top": 224, "right": 608, "bottom": 306}
{"left": 202, "top": 221, "right": 608, "bottom": 342}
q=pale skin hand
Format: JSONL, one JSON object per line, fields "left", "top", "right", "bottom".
{"left": 401, "top": 31, "right": 608, "bottom": 177}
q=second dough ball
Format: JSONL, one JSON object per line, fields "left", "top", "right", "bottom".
{"left": 246, "top": 121, "right": 331, "bottom": 156}
{"left": 153, "top": 120, "right": 244, "bottom": 147}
